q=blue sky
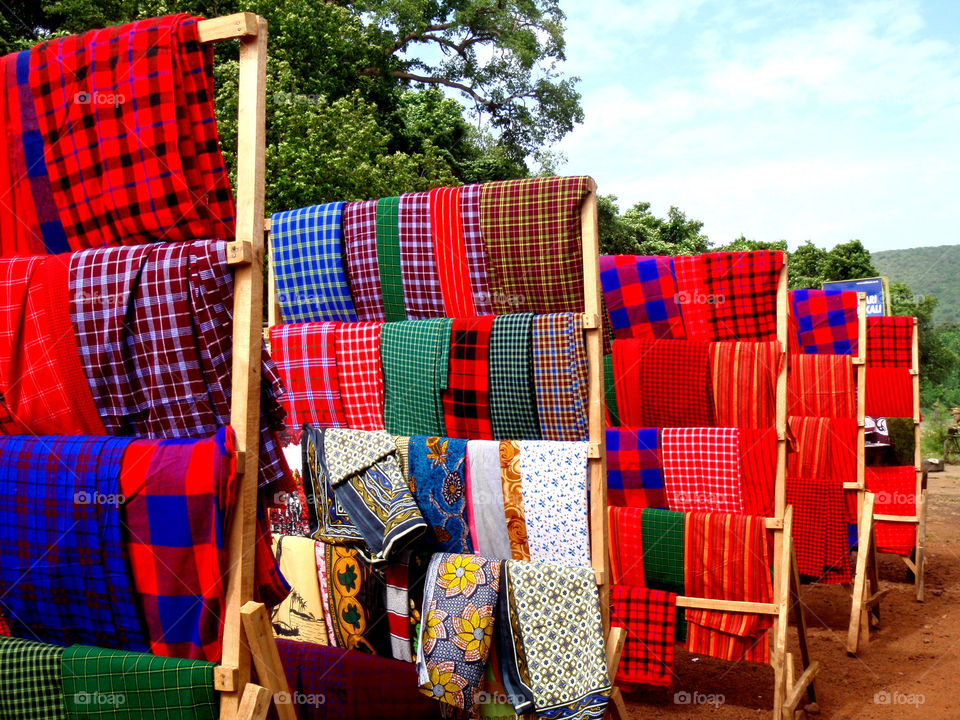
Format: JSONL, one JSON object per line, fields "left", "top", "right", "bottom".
{"left": 554, "top": 0, "right": 960, "bottom": 252}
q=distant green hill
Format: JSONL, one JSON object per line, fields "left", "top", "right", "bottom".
{"left": 872, "top": 245, "right": 960, "bottom": 326}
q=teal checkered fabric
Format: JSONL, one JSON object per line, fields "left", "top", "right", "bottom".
{"left": 381, "top": 319, "right": 453, "bottom": 435}
{"left": 489, "top": 313, "right": 540, "bottom": 440}
{"left": 0, "top": 636, "right": 67, "bottom": 720}
{"left": 641, "top": 508, "right": 686, "bottom": 595}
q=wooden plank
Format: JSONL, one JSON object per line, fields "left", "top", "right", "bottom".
{"left": 865, "top": 588, "right": 892, "bottom": 608}
{"left": 847, "top": 492, "right": 875, "bottom": 654}
{"left": 772, "top": 259, "right": 789, "bottom": 720}
{"left": 873, "top": 514, "right": 920, "bottom": 524}
{"left": 772, "top": 504, "right": 793, "bottom": 720}
{"left": 197, "top": 13, "right": 259, "bottom": 43}
{"left": 214, "top": 666, "right": 238, "bottom": 692}
{"left": 917, "top": 488, "right": 927, "bottom": 601}
{"left": 236, "top": 684, "right": 271, "bottom": 720}
{"left": 784, "top": 662, "right": 821, "bottom": 715}
{"left": 790, "top": 546, "right": 816, "bottom": 707}
{"left": 674, "top": 597, "right": 780, "bottom": 614}
{"left": 241, "top": 602, "right": 297, "bottom": 720}
{"left": 605, "top": 626, "right": 626, "bottom": 680}
{"left": 765, "top": 518, "right": 784, "bottom": 529}
{"left": 219, "top": 16, "right": 268, "bottom": 720}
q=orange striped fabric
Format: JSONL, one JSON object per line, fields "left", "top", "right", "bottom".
{"left": 787, "top": 354, "right": 856, "bottom": 418}
{"left": 787, "top": 417, "right": 831, "bottom": 481}
{"left": 429, "top": 186, "right": 476, "bottom": 317}
{"left": 709, "top": 341, "right": 781, "bottom": 428}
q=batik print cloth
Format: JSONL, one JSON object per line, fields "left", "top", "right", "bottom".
{"left": 409, "top": 436, "right": 473, "bottom": 553}
{"left": 322, "top": 544, "right": 390, "bottom": 656}
{"left": 302, "top": 424, "right": 364, "bottom": 546}
{"left": 270, "top": 535, "right": 329, "bottom": 645}
{"left": 499, "top": 440, "right": 530, "bottom": 560}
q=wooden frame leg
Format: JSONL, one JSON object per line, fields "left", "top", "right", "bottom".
{"left": 604, "top": 626, "right": 627, "bottom": 720}
{"left": 241, "top": 602, "right": 297, "bottom": 720}
{"left": 236, "top": 684, "right": 270, "bottom": 720}
{"left": 847, "top": 492, "right": 875, "bottom": 655}
{"left": 916, "top": 489, "right": 926, "bottom": 602}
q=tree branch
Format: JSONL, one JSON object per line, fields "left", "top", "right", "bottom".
{"left": 387, "top": 22, "right": 456, "bottom": 55}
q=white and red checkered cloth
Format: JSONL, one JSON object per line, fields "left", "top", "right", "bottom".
{"left": 661, "top": 427, "right": 744, "bottom": 513}
{"left": 335, "top": 322, "right": 385, "bottom": 431}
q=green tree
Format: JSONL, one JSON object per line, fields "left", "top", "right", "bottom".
{"left": 715, "top": 235, "right": 787, "bottom": 253}
{"left": 889, "top": 282, "right": 957, "bottom": 403}
{"left": 598, "top": 197, "right": 709, "bottom": 255}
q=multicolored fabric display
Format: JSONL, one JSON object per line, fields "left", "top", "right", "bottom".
{"left": 684, "top": 512, "right": 774, "bottom": 663}
{"left": 376, "top": 196, "right": 406, "bottom": 322}
{"left": 499, "top": 440, "right": 530, "bottom": 560}
{"left": 531, "top": 313, "right": 589, "bottom": 441}
{"left": 2, "top": 14, "right": 235, "bottom": 255}
{"left": 319, "top": 427, "right": 427, "bottom": 563}
{"left": 479, "top": 176, "right": 591, "bottom": 316}
{"left": 709, "top": 341, "right": 781, "bottom": 428}
{"left": 788, "top": 354, "right": 856, "bottom": 418}
{"left": 865, "top": 466, "right": 918, "bottom": 556}
{"left": 865, "top": 368, "right": 914, "bottom": 417}
{"left": 69, "top": 240, "right": 288, "bottom": 490}
{"left": 271, "top": 203, "right": 358, "bottom": 323}
{"left": 409, "top": 436, "right": 473, "bottom": 553}
{"left": 302, "top": 424, "right": 364, "bottom": 546}
{"left": 398, "top": 191, "right": 445, "bottom": 319}
{"left": 0, "top": 254, "right": 106, "bottom": 434}
{"left": 430, "top": 186, "right": 476, "bottom": 317}
{"left": 613, "top": 339, "right": 714, "bottom": 427}
{"left": 0, "top": 436, "right": 147, "bottom": 650}
{"left": 442, "top": 315, "right": 495, "bottom": 439}
{"left": 276, "top": 638, "right": 441, "bottom": 720}
{"left": 342, "top": 200, "right": 386, "bottom": 322}
{"left": 610, "top": 585, "right": 677, "bottom": 688}
{"left": 497, "top": 560, "right": 611, "bottom": 719}
{"left": 120, "top": 428, "right": 236, "bottom": 661}
{"left": 417, "top": 554, "right": 501, "bottom": 711}
{"left": 739, "top": 428, "right": 778, "bottom": 517}
{"left": 335, "top": 321, "right": 385, "bottom": 430}
{"left": 322, "top": 544, "right": 391, "bottom": 656}
{"left": 62, "top": 644, "right": 218, "bottom": 719}
{"left": 790, "top": 289, "right": 859, "bottom": 355}
{"left": 866, "top": 316, "right": 914, "bottom": 368}
{"left": 269, "top": 322, "right": 347, "bottom": 430}
{"left": 0, "top": 636, "right": 66, "bottom": 720}
{"left": 787, "top": 477, "right": 853, "bottom": 583}
{"left": 385, "top": 551, "right": 412, "bottom": 661}
{"left": 599, "top": 255, "right": 685, "bottom": 340}
{"left": 271, "top": 535, "right": 329, "bottom": 645}
{"left": 661, "top": 428, "right": 744, "bottom": 513}
{"left": 489, "top": 313, "right": 540, "bottom": 440}
{"left": 459, "top": 184, "right": 493, "bottom": 315}
{"left": 381, "top": 319, "right": 452, "bottom": 436}
{"left": 518, "top": 441, "right": 590, "bottom": 566}
{"left": 607, "top": 507, "right": 646, "bottom": 587}
{"left": 466, "top": 440, "right": 512, "bottom": 559}
{"left": 641, "top": 509, "right": 686, "bottom": 595}
{"left": 606, "top": 428, "right": 665, "bottom": 508}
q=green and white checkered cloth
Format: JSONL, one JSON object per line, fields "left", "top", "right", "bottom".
{"left": 641, "top": 508, "right": 686, "bottom": 595}
{"left": 376, "top": 197, "right": 406, "bottom": 322}
{"left": 0, "top": 636, "right": 67, "bottom": 720}
{"left": 61, "top": 644, "right": 218, "bottom": 719}
{"left": 381, "top": 319, "right": 452, "bottom": 436}
{"left": 489, "top": 313, "right": 541, "bottom": 440}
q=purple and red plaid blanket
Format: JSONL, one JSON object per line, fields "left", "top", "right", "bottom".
{"left": 790, "top": 289, "right": 859, "bottom": 356}
{"left": 600, "top": 255, "right": 685, "bottom": 340}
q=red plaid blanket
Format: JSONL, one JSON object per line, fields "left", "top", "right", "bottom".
{"left": 26, "top": 14, "right": 234, "bottom": 251}
{"left": 613, "top": 339, "right": 714, "bottom": 427}
{"left": 343, "top": 200, "right": 386, "bottom": 322}
{"left": 442, "top": 315, "right": 495, "bottom": 439}
{"left": 336, "top": 322, "right": 385, "bottom": 431}
{"left": 865, "top": 466, "right": 918, "bottom": 556}
{"left": 662, "top": 428, "right": 743, "bottom": 513}
{"left": 607, "top": 506, "right": 646, "bottom": 586}
{"left": 430, "top": 186, "right": 476, "bottom": 317}
{"left": 790, "top": 289, "right": 860, "bottom": 356}
{"left": 786, "top": 476, "right": 853, "bottom": 583}
{"left": 709, "top": 341, "right": 781, "bottom": 428}
{"left": 269, "top": 322, "right": 347, "bottom": 430}
{"left": 865, "top": 368, "right": 914, "bottom": 417}
{"left": 788, "top": 354, "right": 856, "bottom": 418}
{"left": 610, "top": 585, "right": 677, "bottom": 688}
{"left": 866, "top": 316, "right": 914, "bottom": 368}
{"left": 120, "top": 428, "right": 237, "bottom": 661}
{"left": 599, "top": 255, "right": 685, "bottom": 340}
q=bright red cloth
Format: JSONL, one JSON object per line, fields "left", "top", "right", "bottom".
{"left": 865, "top": 466, "right": 918, "bottom": 556}
{"left": 430, "top": 186, "right": 476, "bottom": 317}
{"left": 788, "top": 354, "right": 856, "bottom": 418}
{"left": 608, "top": 506, "right": 646, "bottom": 587}
{"left": 787, "top": 476, "right": 853, "bottom": 583}
{"left": 335, "top": 322, "right": 385, "bottom": 431}
{"left": 865, "top": 367, "right": 914, "bottom": 418}
{"left": 866, "top": 316, "right": 914, "bottom": 368}
{"left": 610, "top": 585, "right": 676, "bottom": 688}
{"left": 709, "top": 341, "right": 781, "bottom": 428}
{"left": 661, "top": 428, "right": 743, "bottom": 513}
{"left": 739, "top": 428, "right": 777, "bottom": 517}
{"left": 269, "top": 322, "right": 347, "bottom": 430}
{"left": 442, "top": 315, "right": 495, "bottom": 439}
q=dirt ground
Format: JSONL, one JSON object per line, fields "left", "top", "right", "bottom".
{"left": 622, "top": 465, "right": 960, "bottom": 719}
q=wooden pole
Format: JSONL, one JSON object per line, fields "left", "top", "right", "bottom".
{"left": 912, "top": 318, "right": 924, "bottom": 601}
{"left": 772, "top": 257, "right": 789, "bottom": 720}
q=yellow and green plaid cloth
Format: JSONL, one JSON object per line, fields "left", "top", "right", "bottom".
{"left": 62, "top": 644, "right": 218, "bottom": 719}
{"left": 381, "top": 319, "right": 452, "bottom": 436}
{"left": 489, "top": 313, "right": 540, "bottom": 440}
{"left": 376, "top": 197, "right": 406, "bottom": 322}
{"left": 0, "top": 636, "right": 66, "bottom": 720}
{"left": 641, "top": 508, "right": 686, "bottom": 595}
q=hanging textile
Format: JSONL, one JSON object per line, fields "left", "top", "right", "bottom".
{"left": 488, "top": 313, "right": 540, "bottom": 440}
{"left": 787, "top": 354, "right": 856, "bottom": 418}
{"left": 442, "top": 315, "right": 495, "bottom": 440}
{"left": 409, "top": 436, "right": 473, "bottom": 553}
{"left": 61, "top": 644, "right": 218, "bottom": 720}
{"left": 302, "top": 424, "right": 364, "bottom": 546}
{"left": 375, "top": 196, "right": 406, "bottom": 322}
{"left": 786, "top": 477, "right": 853, "bottom": 583}
{"left": 0, "top": 636, "right": 66, "bottom": 720}
{"left": 865, "top": 368, "right": 914, "bottom": 417}
{"left": 459, "top": 184, "right": 493, "bottom": 314}
{"left": 790, "top": 288, "right": 859, "bottom": 356}
{"left": 865, "top": 466, "right": 918, "bottom": 556}
{"left": 607, "top": 506, "right": 646, "bottom": 587}
{"left": 335, "top": 321, "right": 385, "bottom": 431}
{"left": 119, "top": 428, "right": 237, "bottom": 661}
{"left": 270, "top": 203, "right": 358, "bottom": 323}
{"left": 684, "top": 512, "right": 774, "bottom": 663}
{"left": 466, "top": 440, "right": 512, "bottom": 559}
{"left": 866, "top": 316, "right": 914, "bottom": 367}
{"left": 479, "top": 176, "right": 591, "bottom": 315}
{"left": 610, "top": 585, "right": 677, "bottom": 689}
{"left": 612, "top": 339, "right": 714, "bottom": 427}
{"left": 381, "top": 318, "right": 452, "bottom": 436}
{"left": 531, "top": 313, "right": 589, "bottom": 441}
{"left": 430, "top": 186, "right": 476, "bottom": 317}
{"left": 268, "top": 322, "right": 347, "bottom": 430}
{"left": 786, "top": 417, "right": 833, "bottom": 482}
{"left": 599, "top": 255, "right": 685, "bottom": 340}
{"left": 739, "top": 428, "right": 778, "bottom": 517}
{"left": 606, "top": 427, "right": 665, "bottom": 508}
{"left": 398, "top": 191, "right": 445, "bottom": 319}
{"left": 385, "top": 552, "right": 412, "bottom": 662}
{"left": 604, "top": 353, "right": 620, "bottom": 426}
{"left": 640, "top": 509, "right": 686, "bottom": 595}
{"left": 271, "top": 535, "right": 329, "bottom": 645}
{"left": 661, "top": 428, "right": 744, "bottom": 514}
{"left": 323, "top": 544, "right": 391, "bottom": 656}
{"left": 315, "top": 542, "right": 338, "bottom": 648}
{"left": 499, "top": 440, "right": 530, "bottom": 560}
{"left": 417, "top": 554, "right": 501, "bottom": 712}
{"left": 342, "top": 199, "right": 386, "bottom": 322}
{"left": 497, "top": 560, "right": 611, "bottom": 719}
{"left": 408, "top": 551, "right": 434, "bottom": 663}
{"left": 69, "top": 240, "right": 289, "bottom": 489}
{"left": 0, "top": 436, "right": 147, "bottom": 650}
{"left": 709, "top": 341, "right": 781, "bottom": 428}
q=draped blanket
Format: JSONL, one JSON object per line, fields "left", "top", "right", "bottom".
{"left": 489, "top": 313, "right": 540, "bottom": 440}
{"left": 866, "top": 316, "right": 914, "bottom": 368}
{"left": 342, "top": 200, "right": 385, "bottom": 322}
{"left": 607, "top": 507, "right": 646, "bottom": 587}
{"left": 269, "top": 322, "right": 347, "bottom": 430}
{"left": 0, "top": 636, "right": 66, "bottom": 720}
{"left": 375, "top": 197, "right": 405, "bottom": 322}
{"left": 531, "top": 313, "right": 589, "bottom": 441}
{"left": 430, "top": 186, "right": 476, "bottom": 318}
{"left": 640, "top": 509, "right": 686, "bottom": 595}
{"left": 409, "top": 436, "right": 473, "bottom": 553}
{"left": 381, "top": 319, "right": 452, "bottom": 436}
{"left": 610, "top": 585, "right": 677, "bottom": 689}
{"left": 399, "top": 191, "right": 445, "bottom": 319}
{"left": 599, "top": 255, "right": 685, "bottom": 340}
{"left": 865, "top": 368, "right": 914, "bottom": 418}
{"left": 458, "top": 184, "right": 493, "bottom": 315}
{"left": 606, "top": 428, "right": 665, "bottom": 508}
{"left": 465, "top": 440, "right": 512, "bottom": 559}
{"left": 709, "top": 341, "right": 781, "bottom": 428}
{"left": 790, "top": 289, "right": 859, "bottom": 356}
{"left": 335, "top": 322, "right": 385, "bottom": 431}
{"left": 788, "top": 354, "right": 856, "bottom": 418}
{"left": 442, "top": 315, "right": 495, "bottom": 439}
{"left": 499, "top": 440, "right": 530, "bottom": 560}
{"left": 865, "top": 466, "right": 918, "bottom": 556}
{"left": 302, "top": 424, "right": 363, "bottom": 546}
{"left": 786, "top": 477, "right": 853, "bottom": 583}
{"left": 662, "top": 428, "right": 743, "bottom": 514}
{"left": 271, "top": 535, "right": 329, "bottom": 646}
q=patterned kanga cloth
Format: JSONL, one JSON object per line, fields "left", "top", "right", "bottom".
{"left": 409, "top": 436, "right": 473, "bottom": 553}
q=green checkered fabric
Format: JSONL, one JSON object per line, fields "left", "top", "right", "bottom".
{"left": 603, "top": 353, "right": 619, "bottom": 426}
{"left": 489, "top": 313, "right": 540, "bottom": 440}
{"left": 381, "top": 319, "right": 452, "bottom": 436}
{"left": 62, "top": 644, "right": 217, "bottom": 719}
{"left": 0, "top": 636, "right": 67, "bottom": 720}
{"left": 376, "top": 197, "right": 406, "bottom": 322}
{"left": 641, "top": 508, "right": 685, "bottom": 595}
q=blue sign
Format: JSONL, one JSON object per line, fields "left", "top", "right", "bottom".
{"left": 822, "top": 277, "right": 888, "bottom": 316}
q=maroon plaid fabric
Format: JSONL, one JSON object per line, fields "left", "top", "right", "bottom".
{"left": 442, "top": 315, "right": 495, "bottom": 439}
{"left": 479, "top": 176, "right": 591, "bottom": 315}
{"left": 786, "top": 476, "right": 853, "bottom": 583}
{"left": 269, "top": 322, "right": 347, "bottom": 430}
{"left": 612, "top": 339, "right": 714, "bottom": 427}
{"left": 459, "top": 184, "right": 493, "bottom": 314}
{"left": 532, "top": 313, "right": 589, "bottom": 441}
{"left": 866, "top": 316, "right": 914, "bottom": 368}
{"left": 69, "top": 240, "right": 289, "bottom": 490}
{"left": 343, "top": 200, "right": 386, "bottom": 322}
{"left": 28, "top": 14, "right": 235, "bottom": 250}
{"left": 610, "top": 585, "right": 676, "bottom": 688}
{"left": 398, "top": 191, "right": 445, "bottom": 319}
